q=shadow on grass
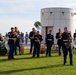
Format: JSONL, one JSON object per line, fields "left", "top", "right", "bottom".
{"left": 0, "top": 55, "right": 60, "bottom": 63}
{"left": 0, "top": 56, "right": 50, "bottom": 63}
{"left": 0, "top": 56, "right": 46, "bottom": 63}
{"left": 0, "top": 64, "right": 63, "bottom": 75}
{"left": 17, "top": 53, "right": 32, "bottom": 55}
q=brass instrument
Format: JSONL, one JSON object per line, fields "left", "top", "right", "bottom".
{"left": 30, "top": 35, "right": 34, "bottom": 40}
{"left": 66, "top": 36, "right": 72, "bottom": 48}
{"left": 13, "top": 38, "right": 17, "bottom": 43}
{"left": 37, "top": 37, "right": 40, "bottom": 45}
{"left": 59, "top": 32, "right": 62, "bottom": 39}
{"left": 35, "top": 36, "right": 41, "bottom": 45}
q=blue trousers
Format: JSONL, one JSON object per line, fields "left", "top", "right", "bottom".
{"left": 46, "top": 45, "right": 52, "bottom": 56}
{"left": 14, "top": 43, "right": 20, "bottom": 55}
{"left": 33, "top": 44, "right": 40, "bottom": 57}
{"left": 8, "top": 45, "right": 15, "bottom": 59}
{"left": 58, "top": 44, "right": 62, "bottom": 56}
{"left": 62, "top": 46, "right": 73, "bottom": 64}
{"left": 30, "top": 40, "right": 34, "bottom": 54}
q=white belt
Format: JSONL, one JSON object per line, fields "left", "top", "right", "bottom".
{"left": 58, "top": 38, "right": 61, "bottom": 39}
{"left": 63, "top": 40, "right": 67, "bottom": 42}
{"left": 8, "top": 38, "right": 14, "bottom": 40}
{"left": 47, "top": 39, "right": 52, "bottom": 41}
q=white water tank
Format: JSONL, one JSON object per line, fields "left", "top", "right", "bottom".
{"left": 41, "top": 7, "right": 76, "bottom": 44}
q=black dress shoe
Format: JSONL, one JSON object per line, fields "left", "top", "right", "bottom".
{"left": 70, "top": 64, "right": 73, "bottom": 66}
{"left": 49, "top": 55, "right": 52, "bottom": 57}
{"left": 8, "top": 58, "right": 11, "bottom": 60}
{"left": 12, "top": 58, "right": 15, "bottom": 59}
{"left": 59, "top": 54, "right": 61, "bottom": 56}
{"left": 37, "top": 56, "right": 39, "bottom": 58}
{"left": 32, "top": 56, "right": 35, "bottom": 58}
{"left": 63, "top": 62, "right": 66, "bottom": 65}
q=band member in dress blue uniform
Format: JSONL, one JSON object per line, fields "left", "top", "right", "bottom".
{"left": 46, "top": 30, "right": 54, "bottom": 57}
{"left": 73, "top": 29, "right": 76, "bottom": 49}
{"left": 0, "top": 33, "right": 3, "bottom": 41}
{"left": 14, "top": 27, "right": 20, "bottom": 55}
{"left": 56, "top": 28, "right": 62, "bottom": 56}
{"left": 73, "top": 29, "right": 76, "bottom": 39}
{"left": 32, "top": 31, "right": 43, "bottom": 57}
{"left": 25, "top": 32, "right": 29, "bottom": 45}
{"left": 62, "top": 27, "right": 73, "bottom": 65}
{"left": 29, "top": 28, "right": 36, "bottom": 54}
{"left": 8, "top": 27, "right": 17, "bottom": 59}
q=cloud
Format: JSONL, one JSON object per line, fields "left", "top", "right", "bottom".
{"left": 0, "top": 0, "right": 23, "bottom": 3}
{"left": 0, "top": 0, "right": 36, "bottom": 14}
{"left": 66, "top": 2, "right": 76, "bottom": 8}
{"left": 0, "top": 0, "right": 68, "bottom": 14}
{"left": 0, "top": 16, "right": 36, "bottom": 35}
{"left": 0, "top": 0, "right": 76, "bottom": 35}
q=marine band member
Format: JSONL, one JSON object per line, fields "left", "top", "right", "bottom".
{"left": 46, "top": 30, "right": 54, "bottom": 57}
{"left": 29, "top": 28, "right": 36, "bottom": 54}
{"left": 8, "top": 27, "right": 17, "bottom": 59}
{"left": 62, "top": 27, "right": 73, "bottom": 66}
{"left": 32, "top": 31, "right": 43, "bottom": 57}
{"left": 56, "top": 28, "right": 62, "bottom": 56}
{"left": 73, "top": 29, "right": 76, "bottom": 39}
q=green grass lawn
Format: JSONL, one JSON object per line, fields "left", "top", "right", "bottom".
{"left": 0, "top": 49, "right": 76, "bottom": 75}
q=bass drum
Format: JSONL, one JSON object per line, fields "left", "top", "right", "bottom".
{"left": 20, "top": 44, "right": 24, "bottom": 54}
{"left": 72, "top": 39, "right": 76, "bottom": 48}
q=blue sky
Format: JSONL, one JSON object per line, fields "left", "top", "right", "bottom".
{"left": 0, "top": 0, "right": 76, "bottom": 35}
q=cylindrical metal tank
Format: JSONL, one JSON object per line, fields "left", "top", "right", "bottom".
{"left": 41, "top": 7, "right": 76, "bottom": 44}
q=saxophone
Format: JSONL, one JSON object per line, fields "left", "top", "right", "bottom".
{"left": 66, "top": 36, "right": 72, "bottom": 48}
{"left": 37, "top": 37, "right": 40, "bottom": 45}
{"left": 59, "top": 33, "right": 62, "bottom": 39}
{"left": 35, "top": 36, "right": 41, "bottom": 45}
